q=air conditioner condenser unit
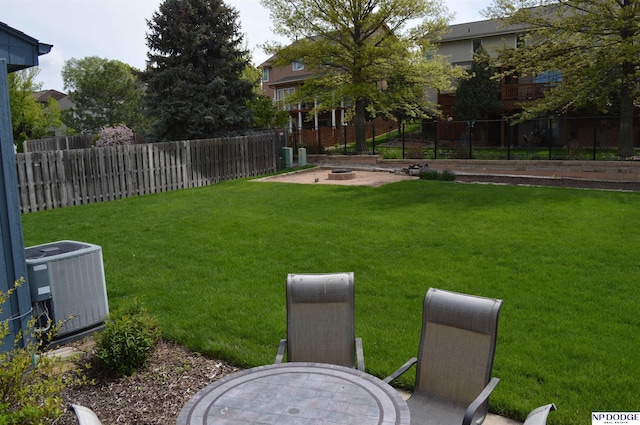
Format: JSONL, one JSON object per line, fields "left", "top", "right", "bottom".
{"left": 25, "top": 240, "right": 109, "bottom": 340}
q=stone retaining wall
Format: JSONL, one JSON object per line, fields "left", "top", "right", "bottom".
{"left": 306, "top": 155, "right": 640, "bottom": 181}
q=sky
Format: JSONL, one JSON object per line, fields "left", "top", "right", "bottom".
{"left": 0, "top": 0, "right": 492, "bottom": 92}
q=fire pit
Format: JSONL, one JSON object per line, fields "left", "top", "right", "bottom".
{"left": 328, "top": 169, "right": 356, "bottom": 180}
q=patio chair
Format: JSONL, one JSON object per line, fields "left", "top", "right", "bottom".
{"left": 275, "top": 272, "right": 365, "bottom": 371}
{"left": 69, "top": 404, "right": 103, "bottom": 425}
{"left": 523, "top": 404, "right": 556, "bottom": 425}
{"left": 384, "top": 287, "right": 503, "bottom": 425}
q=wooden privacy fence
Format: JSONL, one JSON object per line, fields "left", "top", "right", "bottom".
{"left": 16, "top": 132, "right": 284, "bottom": 213}
{"left": 23, "top": 134, "right": 94, "bottom": 152}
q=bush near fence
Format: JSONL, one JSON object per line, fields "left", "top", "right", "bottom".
{"left": 16, "top": 131, "right": 286, "bottom": 213}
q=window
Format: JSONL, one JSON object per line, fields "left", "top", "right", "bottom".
{"left": 277, "top": 88, "right": 296, "bottom": 110}
{"left": 534, "top": 71, "right": 562, "bottom": 84}
{"left": 472, "top": 38, "right": 482, "bottom": 53}
{"left": 263, "top": 68, "right": 269, "bottom": 82}
{"left": 292, "top": 60, "right": 304, "bottom": 71}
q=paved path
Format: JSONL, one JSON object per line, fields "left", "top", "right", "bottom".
{"left": 395, "top": 389, "right": 521, "bottom": 425}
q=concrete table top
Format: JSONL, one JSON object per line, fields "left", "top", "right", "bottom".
{"left": 177, "top": 362, "right": 410, "bottom": 425}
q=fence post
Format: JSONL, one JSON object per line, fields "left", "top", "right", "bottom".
{"left": 507, "top": 123, "right": 512, "bottom": 160}
{"left": 401, "top": 122, "right": 405, "bottom": 159}
{"left": 434, "top": 120, "right": 438, "bottom": 159}
{"left": 548, "top": 117, "right": 553, "bottom": 160}
{"left": 343, "top": 124, "right": 348, "bottom": 155}
{"left": 372, "top": 125, "right": 376, "bottom": 155}
{"left": 593, "top": 119, "right": 598, "bottom": 161}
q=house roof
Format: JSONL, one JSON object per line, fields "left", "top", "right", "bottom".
{"left": 268, "top": 73, "right": 313, "bottom": 87}
{"left": 441, "top": 18, "right": 528, "bottom": 42}
{"left": 32, "top": 89, "right": 67, "bottom": 103}
{"left": 0, "top": 21, "right": 52, "bottom": 72}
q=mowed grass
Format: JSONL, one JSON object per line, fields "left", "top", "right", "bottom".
{"left": 21, "top": 176, "right": 640, "bottom": 425}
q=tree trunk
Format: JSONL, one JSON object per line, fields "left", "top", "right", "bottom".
{"left": 617, "top": 1, "right": 635, "bottom": 158}
{"left": 618, "top": 88, "right": 635, "bottom": 158}
{"left": 354, "top": 98, "right": 368, "bottom": 153}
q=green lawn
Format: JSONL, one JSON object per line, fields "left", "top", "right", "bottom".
{"left": 21, "top": 175, "right": 640, "bottom": 425}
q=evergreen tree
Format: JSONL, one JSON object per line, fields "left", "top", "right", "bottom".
{"left": 144, "top": 0, "right": 255, "bottom": 141}
{"left": 453, "top": 46, "right": 502, "bottom": 121}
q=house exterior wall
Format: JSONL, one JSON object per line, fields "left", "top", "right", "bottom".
{"left": 437, "top": 33, "right": 519, "bottom": 67}
{"left": 437, "top": 39, "right": 473, "bottom": 66}
{"left": 261, "top": 60, "right": 310, "bottom": 100}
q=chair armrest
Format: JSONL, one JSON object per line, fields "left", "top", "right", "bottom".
{"left": 355, "top": 337, "right": 365, "bottom": 371}
{"left": 69, "top": 404, "right": 103, "bottom": 425}
{"left": 462, "top": 377, "right": 500, "bottom": 425}
{"left": 275, "top": 339, "right": 287, "bottom": 364}
{"left": 383, "top": 357, "right": 417, "bottom": 384}
{"left": 523, "top": 403, "right": 556, "bottom": 425}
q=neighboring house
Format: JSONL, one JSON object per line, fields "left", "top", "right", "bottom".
{"left": 436, "top": 17, "right": 639, "bottom": 148}
{"left": 260, "top": 56, "right": 360, "bottom": 141}
{"left": 260, "top": 49, "right": 397, "bottom": 150}
{"left": 436, "top": 18, "right": 547, "bottom": 119}
{"left": 32, "top": 89, "right": 74, "bottom": 137}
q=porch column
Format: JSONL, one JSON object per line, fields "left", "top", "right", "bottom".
{"left": 314, "top": 98, "right": 318, "bottom": 130}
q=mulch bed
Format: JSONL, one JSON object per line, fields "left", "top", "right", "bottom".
{"left": 55, "top": 340, "right": 240, "bottom": 425}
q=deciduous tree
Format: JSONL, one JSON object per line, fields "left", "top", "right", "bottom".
{"left": 8, "top": 68, "right": 62, "bottom": 148}
{"left": 261, "top": 0, "right": 463, "bottom": 153}
{"left": 62, "top": 57, "right": 148, "bottom": 134}
{"left": 485, "top": 0, "right": 640, "bottom": 157}
{"left": 143, "top": 0, "right": 255, "bottom": 142}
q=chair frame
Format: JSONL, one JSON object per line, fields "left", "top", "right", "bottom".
{"left": 384, "top": 287, "right": 503, "bottom": 425}
{"left": 275, "top": 272, "right": 364, "bottom": 371}
{"left": 69, "top": 404, "right": 103, "bottom": 425}
{"left": 523, "top": 404, "right": 556, "bottom": 425}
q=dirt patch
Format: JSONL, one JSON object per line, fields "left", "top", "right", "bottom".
{"left": 255, "top": 166, "right": 640, "bottom": 192}
{"left": 254, "top": 167, "right": 417, "bottom": 187}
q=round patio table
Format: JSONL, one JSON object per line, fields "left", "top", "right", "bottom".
{"left": 176, "top": 362, "right": 410, "bottom": 425}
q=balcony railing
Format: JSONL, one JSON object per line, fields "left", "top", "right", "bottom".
{"left": 502, "top": 83, "right": 552, "bottom": 101}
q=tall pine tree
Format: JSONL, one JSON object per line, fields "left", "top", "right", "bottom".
{"left": 144, "top": 0, "right": 254, "bottom": 141}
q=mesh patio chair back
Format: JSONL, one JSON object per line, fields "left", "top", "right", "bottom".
{"left": 285, "top": 272, "right": 358, "bottom": 368}
{"left": 413, "top": 288, "right": 502, "bottom": 424}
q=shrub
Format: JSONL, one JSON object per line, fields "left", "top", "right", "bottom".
{"left": 95, "top": 300, "right": 160, "bottom": 376}
{"left": 0, "top": 280, "right": 84, "bottom": 425}
{"left": 95, "top": 124, "right": 135, "bottom": 147}
{"left": 419, "top": 169, "right": 457, "bottom": 181}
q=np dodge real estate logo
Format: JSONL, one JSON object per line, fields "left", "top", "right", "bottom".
{"left": 593, "top": 412, "right": 640, "bottom": 425}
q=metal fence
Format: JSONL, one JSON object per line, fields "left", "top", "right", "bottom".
{"left": 302, "top": 116, "right": 638, "bottom": 160}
